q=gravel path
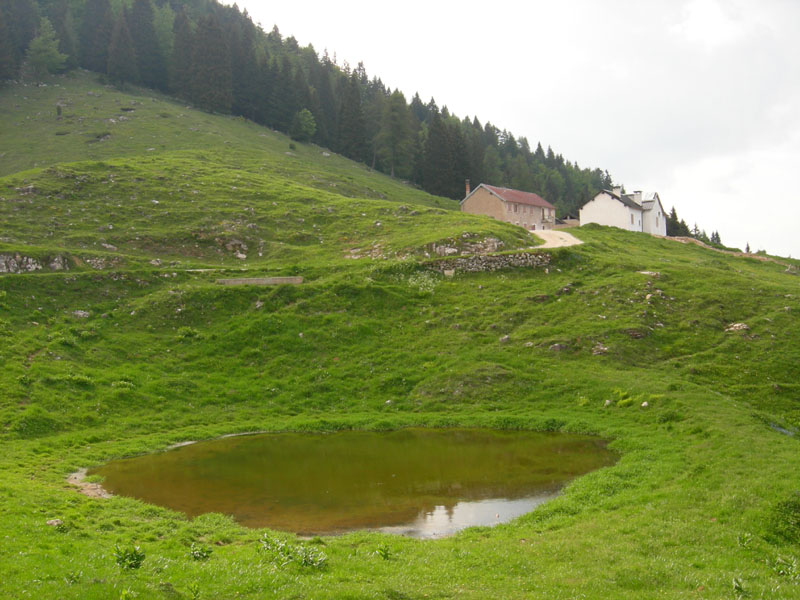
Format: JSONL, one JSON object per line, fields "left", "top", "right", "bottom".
{"left": 533, "top": 230, "right": 583, "bottom": 249}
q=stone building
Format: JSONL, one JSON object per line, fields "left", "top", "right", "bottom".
{"left": 460, "top": 182, "right": 556, "bottom": 231}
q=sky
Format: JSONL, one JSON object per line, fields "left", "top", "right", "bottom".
{"left": 233, "top": 0, "right": 800, "bottom": 258}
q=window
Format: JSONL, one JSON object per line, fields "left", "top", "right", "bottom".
{"left": 631, "top": 214, "right": 634, "bottom": 224}
{"left": 514, "top": 204, "right": 518, "bottom": 213}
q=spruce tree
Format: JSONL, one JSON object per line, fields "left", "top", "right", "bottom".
{"left": 129, "top": 0, "right": 167, "bottom": 91}
{"left": 6, "top": 0, "right": 39, "bottom": 60}
{"left": 188, "top": 14, "right": 232, "bottom": 113}
{"left": 170, "top": 7, "right": 192, "bottom": 98}
{"left": 79, "top": 0, "right": 112, "bottom": 73}
{"left": 0, "top": 7, "right": 16, "bottom": 79}
{"left": 421, "top": 110, "right": 455, "bottom": 197}
{"left": 25, "top": 17, "right": 66, "bottom": 78}
{"left": 270, "top": 55, "right": 296, "bottom": 131}
{"left": 107, "top": 10, "right": 138, "bottom": 87}
{"left": 336, "top": 72, "right": 368, "bottom": 162}
{"left": 47, "top": 0, "right": 77, "bottom": 70}
{"left": 376, "top": 89, "right": 413, "bottom": 178}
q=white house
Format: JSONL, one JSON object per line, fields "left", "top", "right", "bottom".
{"left": 579, "top": 188, "right": 667, "bottom": 236}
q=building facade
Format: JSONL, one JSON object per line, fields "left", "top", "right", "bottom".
{"left": 579, "top": 188, "right": 666, "bottom": 236}
{"left": 460, "top": 183, "right": 556, "bottom": 231}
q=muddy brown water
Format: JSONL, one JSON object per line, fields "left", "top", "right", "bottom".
{"left": 89, "top": 428, "right": 616, "bottom": 538}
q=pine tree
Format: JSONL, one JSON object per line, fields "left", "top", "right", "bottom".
{"left": 376, "top": 89, "right": 413, "bottom": 178}
{"left": 188, "top": 14, "right": 232, "bottom": 113}
{"left": 336, "top": 72, "right": 367, "bottom": 162}
{"left": 0, "top": 7, "right": 17, "bottom": 79}
{"left": 170, "top": 7, "right": 192, "bottom": 98}
{"left": 79, "top": 0, "right": 112, "bottom": 73}
{"left": 25, "top": 17, "right": 66, "bottom": 78}
{"left": 421, "top": 110, "right": 454, "bottom": 197}
{"left": 270, "top": 55, "right": 297, "bottom": 131}
{"left": 129, "top": 0, "right": 167, "bottom": 91}
{"left": 228, "top": 17, "right": 259, "bottom": 121}
{"left": 5, "top": 0, "right": 39, "bottom": 66}
{"left": 107, "top": 10, "right": 138, "bottom": 87}
{"left": 47, "top": 0, "right": 77, "bottom": 70}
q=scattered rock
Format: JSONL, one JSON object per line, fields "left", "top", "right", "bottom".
{"left": 234, "top": 252, "right": 247, "bottom": 260}
{"left": 72, "top": 310, "right": 90, "bottom": 319}
{"left": 637, "top": 271, "right": 661, "bottom": 277}
{"left": 48, "top": 256, "right": 68, "bottom": 271}
{"left": 604, "top": 399, "right": 613, "bottom": 407}
{"left": 641, "top": 401, "right": 649, "bottom": 408}
{"left": 443, "top": 269, "right": 455, "bottom": 278}
{"left": 725, "top": 323, "right": 749, "bottom": 332}
{"left": 46, "top": 519, "right": 63, "bottom": 527}
{"left": 298, "top": 332, "right": 304, "bottom": 338}
{"left": 592, "top": 343, "right": 609, "bottom": 355}
{"left": 100, "top": 243, "right": 117, "bottom": 251}
{"left": 549, "top": 343, "right": 567, "bottom": 352}
{"left": 321, "top": 152, "right": 331, "bottom": 157}
{"left": 149, "top": 259, "right": 162, "bottom": 266}
{"left": 499, "top": 335, "right": 510, "bottom": 344}
{"left": 524, "top": 342, "right": 534, "bottom": 348}
{"left": 626, "top": 329, "right": 646, "bottom": 339}
{"left": 255, "top": 300, "right": 264, "bottom": 309}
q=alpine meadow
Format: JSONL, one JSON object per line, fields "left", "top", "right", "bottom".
{"left": 2, "top": 1, "right": 800, "bottom": 599}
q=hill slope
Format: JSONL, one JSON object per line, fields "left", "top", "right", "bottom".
{"left": 2, "top": 76, "right": 800, "bottom": 599}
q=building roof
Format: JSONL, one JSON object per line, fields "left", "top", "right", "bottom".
{"left": 481, "top": 184, "right": 555, "bottom": 209}
{"left": 604, "top": 189, "right": 642, "bottom": 211}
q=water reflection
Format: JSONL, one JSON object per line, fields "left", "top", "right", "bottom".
{"left": 90, "top": 428, "right": 615, "bottom": 537}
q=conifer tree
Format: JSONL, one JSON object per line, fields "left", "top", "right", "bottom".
{"left": 107, "top": 10, "right": 138, "bottom": 87}
{"left": 25, "top": 17, "right": 66, "bottom": 78}
{"left": 376, "top": 89, "right": 414, "bottom": 178}
{"left": 270, "top": 55, "right": 297, "bottom": 131}
{"left": 422, "top": 110, "right": 455, "bottom": 197}
{"left": 47, "top": 0, "right": 77, "bottom": 69}
{"left": 228, "top": 18, "right": 259, "bottom": 121}
{"left": 170, "top": 7, "right": 192, "bottom": 98}
{"left": 79, "top": 0, "right": 112, "bottom": 73}
{"left": 4, "top": 0, "right": 38, "bottom": 66}
{"left": 129, "top": 0, "right": 167, "bottom": 91}
{"left": 188, "top": 14, "right": 232, "bottom": 113}
{"left": 0, "top": 7, "right": 17, "bottom": 79}
{"left": 336, "top": 72, "right": 367, "bottom": 161}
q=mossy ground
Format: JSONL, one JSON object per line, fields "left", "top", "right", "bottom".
{"left": 2, "top": 74, "right": 800, "bottom": 599}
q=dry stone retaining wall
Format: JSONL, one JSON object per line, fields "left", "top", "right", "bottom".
{"left": 427, "top": 252, "right": 551, "bottom": 274}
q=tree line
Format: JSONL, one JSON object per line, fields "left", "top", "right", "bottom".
{"left": 0, "top": 0, "right": 621, "bottom": 215}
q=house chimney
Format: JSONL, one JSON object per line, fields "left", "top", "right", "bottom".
{"left": 612, "top": 186, "right": 622, "bottom": 197}
{"left": 465, "top": 179, "right": 471, "bottom": 197}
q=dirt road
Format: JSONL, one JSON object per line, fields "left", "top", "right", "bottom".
{"left": 533, "top": 230, "right": 583, "bottom": 249}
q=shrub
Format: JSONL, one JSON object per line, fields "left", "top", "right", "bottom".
{"left": 189, "top": 542, "right": 212, "bottom": 561}
{"left": 768, "top": 492, "right": 800, "bottom": 543}
{"left": 114, "top": 545, "right": 145, "bottom": 570}
{"left": 258, "top": 534, "right": 327, "bottom": 569}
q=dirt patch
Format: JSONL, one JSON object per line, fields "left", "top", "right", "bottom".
{"left": 533, "top": 230, "right": 583, "bottom": 249}
{"left": 67, "top": 468, "right": 112, "bottom": 499}
{"left": 662, "top": 236, "right": 793, "bottom": 268}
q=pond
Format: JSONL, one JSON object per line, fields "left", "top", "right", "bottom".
{"left": 89, "top": 428, "right": 616, "bottom": 538}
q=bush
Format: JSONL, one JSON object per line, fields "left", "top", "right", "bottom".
{"left": 114, "top": 545, "right": 145, "bottom": 570}
{"left": 189, "top": 542, "right": 212, "bottom": 561}
{"left": 769, "top": 492, "right": 800, "bottom": 543}
{"left": 258, "top": 534, "right": 327, "bottom": 569}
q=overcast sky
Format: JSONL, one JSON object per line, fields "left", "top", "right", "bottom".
{"left": 233, "top": 0, "right": 800, "bottom": 258}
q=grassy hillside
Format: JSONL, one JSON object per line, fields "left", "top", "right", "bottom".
{"left": 2, "top": 75, "right": 800, "bottom": 599}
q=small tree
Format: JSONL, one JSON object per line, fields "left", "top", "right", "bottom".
{"left": 25, "top": 18, "right": 66, "bottom": 78}
{"left": 289, "top": 108, "right": 316, "bottom": 143}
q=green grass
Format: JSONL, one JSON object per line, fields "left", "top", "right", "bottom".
{"left": 2, "top": 75, "right": 800, "bottom": 599}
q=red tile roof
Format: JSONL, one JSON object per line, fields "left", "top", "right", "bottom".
{"left": 483, "top": 185, "right": 555, "bottom": 209}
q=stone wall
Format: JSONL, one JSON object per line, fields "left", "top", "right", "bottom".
{"left": 427, "top": 252, "right": 551, "bottom": 274}
{"left": 0, "top": 254, "right": 69, "bottom": 274}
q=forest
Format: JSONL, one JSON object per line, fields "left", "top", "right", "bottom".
{"left": 0, "top": 0, "right": 620, "bottom": 217}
